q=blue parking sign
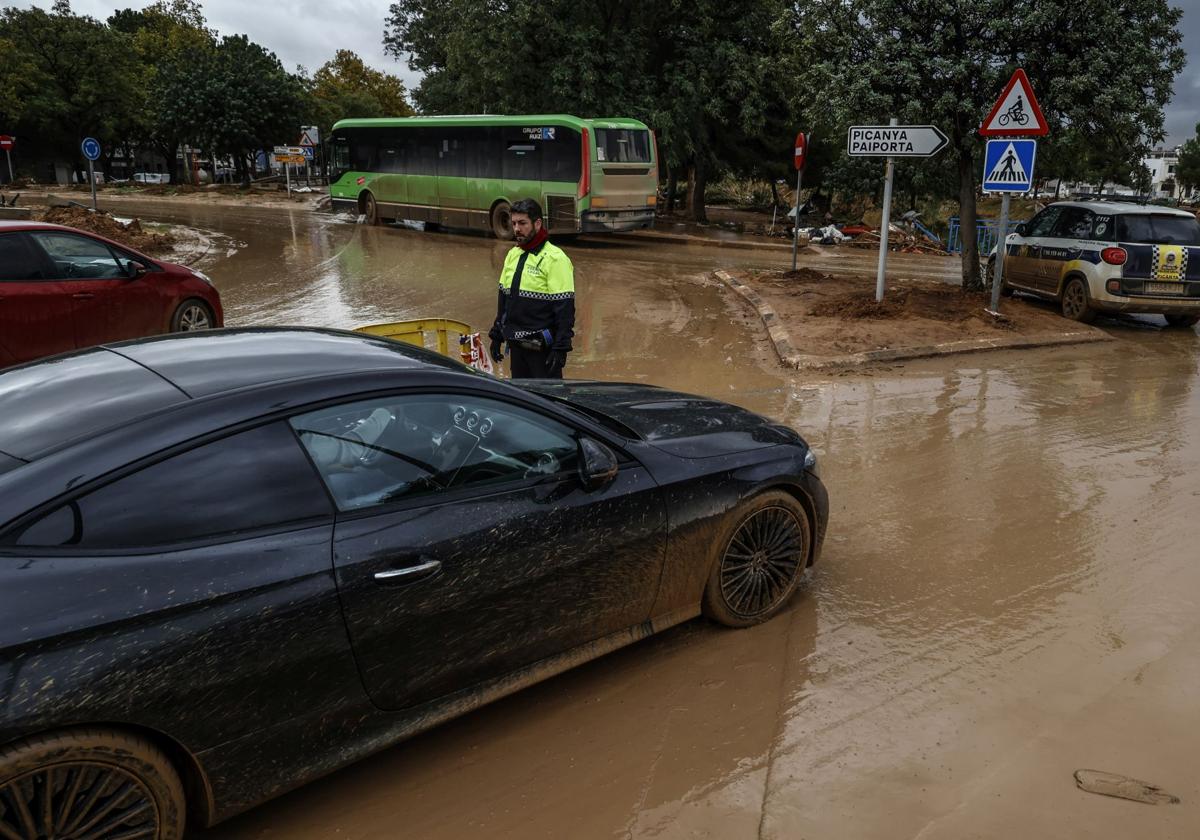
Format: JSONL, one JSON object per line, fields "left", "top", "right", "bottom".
{"left": 982, "top": 139, "right": 1036, "bottom": 193}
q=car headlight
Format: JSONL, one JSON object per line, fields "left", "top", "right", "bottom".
{"left": 803, "top": 448, "right": 820, "bottom": 476}
{"left": 190, "top": 269, "right": 214, "bottom": 287}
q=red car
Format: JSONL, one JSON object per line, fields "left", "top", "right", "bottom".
{"left": 0, "top": 220, "right": 223, "bottom": 367}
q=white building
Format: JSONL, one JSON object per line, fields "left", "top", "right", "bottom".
{"left": 1049, "top": 147, "right": 1186, "bottom": 202}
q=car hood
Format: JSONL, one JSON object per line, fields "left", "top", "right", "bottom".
{"left": 518, "top": 381, "right": 803, "bottom": 458}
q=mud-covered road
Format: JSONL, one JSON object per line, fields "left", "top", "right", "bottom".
{"left": 97, "top": 202, "right": 1200, "bottom": 838}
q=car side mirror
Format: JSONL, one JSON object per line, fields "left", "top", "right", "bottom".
{"left": 577, "top": 436, "right": 618, "bottom": 491}
{"left": 1014, "top": 223, "right": 1028, "bottom": 237}
{"left": 126, "top": 260, "right": 148, "bottom": 278}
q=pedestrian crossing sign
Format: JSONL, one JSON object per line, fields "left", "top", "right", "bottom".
{"left": 982, "top": 139, "right": 1037, "bottom": 193}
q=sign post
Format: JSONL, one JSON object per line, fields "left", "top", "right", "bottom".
{"left": 791, "top": 130, "right": 808, "bottom": 271}
{"left": 81, "top": 137, "right": 101, "bottom": 212}
{"left": 846, "top": 122, "right": 948, "bottom": 301}
{"left": 982, "top": 138, "right": 1038, "bottom": 311}
{"left": 978, "top": 68, "right": 1047, "bottom": 312}
{"left": 274, "top": 145, "right": 307, "bottom": 198}
{"left": 0, "top": 135, "right": 14, "bottom": 183}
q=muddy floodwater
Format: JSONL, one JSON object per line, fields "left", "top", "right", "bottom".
{"left": 105, "top": 203, "right": 1200, "bottom": 838}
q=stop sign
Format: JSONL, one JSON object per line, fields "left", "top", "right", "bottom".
{"left": 0, "top": 136, "right": 13, "bottom": 151}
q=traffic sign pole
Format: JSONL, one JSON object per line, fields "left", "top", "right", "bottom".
{"left": 5, "top": 150, "right": 11, "bottom": 184}
{"left": 989, "top": 194, "right": 1011, "bottom": 311}
{"left": 791, "top": 131, "right": 809, "bottom": 271}
{"left": 88, "top": 159, "right": 97, "bottom": 211}
{"left": 875, "top": 118, "right": 897, "bottom": 302}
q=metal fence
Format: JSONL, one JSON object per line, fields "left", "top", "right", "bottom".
{"left": 946, "top": 216, "right": 1027, "bottom": 254}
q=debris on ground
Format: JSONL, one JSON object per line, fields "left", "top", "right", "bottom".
{"left": 1074, "top": 769, "right": 1180, "bottom": 805}
{"left": 37, "top": 206, "right": 176, "bottom": 255}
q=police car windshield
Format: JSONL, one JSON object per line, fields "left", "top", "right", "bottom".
{"left": 1116, "top": 214, "right": 1200, "bottom": 246}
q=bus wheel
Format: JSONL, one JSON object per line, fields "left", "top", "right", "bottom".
{"left": 362, "top": 193, "right": 380, "bottom": 226}
{"left": 491, "top": 202, "right": 513, "bottom": 240}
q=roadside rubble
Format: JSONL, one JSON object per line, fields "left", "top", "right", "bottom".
{"left": 37, "top": 206, "right": 177, "bottom": 255}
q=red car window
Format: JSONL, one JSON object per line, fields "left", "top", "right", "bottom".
{"left": 0, "top": 233, "right": 47, "bottom": 280}
{"left": 29, "top": 232, "right": 128, "bottom": 280}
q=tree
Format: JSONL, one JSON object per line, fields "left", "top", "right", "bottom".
{"left": 0, "top": 4, "right": 143, "bottom": 176}
{"left": 383, "top": 0, "right": 799, "bottom": 221}
{"left": 1177, "top": 128, "right": 1200, "bottom": 198}
{"left": 793, "top": 0, "right": 1186, "bottom": 289}
{"left": 305, "top": 49, "right": 413, "bottom": 142}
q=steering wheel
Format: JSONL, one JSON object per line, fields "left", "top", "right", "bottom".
{"left": 353, "top": 411, "right": 396, "bottom": 466}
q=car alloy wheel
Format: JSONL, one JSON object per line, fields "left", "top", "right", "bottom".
{"left": 1, "top": 761, "right": 160, "bottom": 839}
{"left": 176, "top": 302, "right": 211, "bottom": 331}
{"left": 718, "top": 504, "right": 807, "bottom": 620}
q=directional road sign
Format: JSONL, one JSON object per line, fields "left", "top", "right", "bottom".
{"left": 982, "top": 139, "right": 1037, "bottom": 193}
{"left": 979, "top": 68, "right": 1047, "bottom": 137}
{"left": 81, "top": 137, "right": 101, "bottom": 161}
{"left": 847, "top": 125, "right": 948, "bottom": 157}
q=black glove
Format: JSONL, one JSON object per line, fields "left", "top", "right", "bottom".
{"left": 489, "top": 339, "right": 504, "bottom": 363}
{"left": 546, "top": 349, "right": 567, "bottom": 374}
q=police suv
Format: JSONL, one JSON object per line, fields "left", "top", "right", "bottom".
{"left": 991, "top": 200, "right": 1200, "bottom": 328}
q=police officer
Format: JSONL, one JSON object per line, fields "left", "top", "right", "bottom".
{"left": 488, "top": 198, "right": 575, "bottom": 378}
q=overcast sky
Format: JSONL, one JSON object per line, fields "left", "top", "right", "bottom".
{"left": 14, "top": 0, "right": 1200, "bottom": 147}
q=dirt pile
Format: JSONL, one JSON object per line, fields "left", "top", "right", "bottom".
{"left": 38, "top": 206, "right": 176, "bottom": 255}
{"left": 733, "top": 268, "right": 1085, "bottom": 359}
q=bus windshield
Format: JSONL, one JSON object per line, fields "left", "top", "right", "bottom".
{"left": 595, "top": 129, "right": 651, "bottom": 163}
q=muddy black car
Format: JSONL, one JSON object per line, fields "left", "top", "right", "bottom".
{"left": 0, "top": 329, "right": 827, "bottom": 838}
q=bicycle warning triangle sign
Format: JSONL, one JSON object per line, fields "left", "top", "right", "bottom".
{"left": 979, "top": 68, "right": 1047, "bottom": 136}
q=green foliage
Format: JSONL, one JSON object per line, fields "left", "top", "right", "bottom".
{"left": 304, "top": 49, "right": 414, "bottom": 141}
{"left": 1177, "top": 127, "right": 1200, "bottom": 194}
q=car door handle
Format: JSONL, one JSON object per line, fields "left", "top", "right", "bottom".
{"left": 71, "top": 293, "right": 95, "bottom": 300}
{"left": 373, "top": 558, "right": 441, "bottom": 583}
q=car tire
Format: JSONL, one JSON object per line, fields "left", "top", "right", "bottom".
{"left": 363, "top": 192, "right": 381, "bottom": 226}
{"left": 985, "top": 259, "right": 1014, "bottom": 297}
{"left": 491, "top": 201, "right": 513, "bottom": 240}
{"left": 1060, "top": 277, "right": 1096, "bottom": 324}
{"left": 0, "top": 728, "right": 186, "bottom": 840}
{"left": 702, "top": 489, "right": 812, "bottom": 628}
{"left": 1164, "top": 314, "right": 1200, "bottom": 329}
{"left": 171, "top": 299, "right": 215, "bottom": 332}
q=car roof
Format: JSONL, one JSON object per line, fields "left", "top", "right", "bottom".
{"left": 0, "top": 328, "right": 472, "bottom": 461}
{"left": 1049, "top": 200, "right": 1196, "bottom": 218}
{"left": 0, "top": 221, "right": 94, "bottom": 233}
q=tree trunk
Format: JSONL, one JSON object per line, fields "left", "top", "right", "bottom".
{"left": 665, "top": 168, "right": 677, "bottom": 213}
{"left": 689, "top": 159, "right": 708, "bottom": 223}
{"left": 958, "top": 147, "right": 982, "bottom": 290}
{"left": 684, "top": 164, "right": 695, "bottom": 216}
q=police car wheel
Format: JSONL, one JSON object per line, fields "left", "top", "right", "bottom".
{"left": 1061, "top": 277, "right": 1096, "bottom": 324}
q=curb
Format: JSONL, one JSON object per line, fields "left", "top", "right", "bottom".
{"left": 712, "top": 269, "right": 1113, "bottom": 371}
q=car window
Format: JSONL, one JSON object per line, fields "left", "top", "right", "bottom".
{"left": 1091, "top": 214, "right": 1114, "bottom": 240}
{"left": 292, "top": 394, "right": 580, "bottom": 511}
{"left": 1025, "top": 207, "right": 1064, "bottom": 238}
{"left": 10, "top": 423, "right": 332, "bottom": 548}
{"left": 30, "top": 232, "right": 129, "bottom": 280}
{"left": 0, "top": 233, "right": 47, "bottom": 281}
{"left": 1051, "top": 207, "right": 1095, "bottom": 240}
{"left": 1115, "top": 214, "right": 1200, "bottom": 246}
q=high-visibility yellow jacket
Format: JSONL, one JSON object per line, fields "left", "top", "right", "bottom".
{"left": 490, "top": 238, "right": 575, "bottom": 352}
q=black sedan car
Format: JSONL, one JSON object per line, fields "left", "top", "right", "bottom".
{"left": 0, "top": 328, "right": 827, "bottom": 839}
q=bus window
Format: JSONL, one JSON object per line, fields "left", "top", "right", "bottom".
{"left": 541, "top": 128, "right": 582, "bottom": 183}
{"left": 351, "top": 128, "right": 379, "bottom": 171}
{"left": 595, "top": 128, "right": 651, "bottom": 163}
{"left": 503, "top": 139, "right": 541, "bottom": 181}
{"left": 330, "top": 135, "right": 352, "bottom": 181}
{"left": 438, "top": 134, "right": 467, "bottom": 178}
{"left": 379, "top": 134, "right": 405, "bottom": 174}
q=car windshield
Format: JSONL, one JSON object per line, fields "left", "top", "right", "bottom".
{"left": 1115, "top": 214, "right": 1200, "bottom": 245}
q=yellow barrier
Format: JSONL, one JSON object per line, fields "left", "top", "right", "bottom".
{"left": 354, "top": 319, "right": 474, "bottom": 357}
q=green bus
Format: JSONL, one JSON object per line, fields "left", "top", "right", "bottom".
{"left": 328, "top": 114, "right": 658, "bottom": 238}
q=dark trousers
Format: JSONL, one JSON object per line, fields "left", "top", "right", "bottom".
{"left": 508, "top": 345, "right": 563, "bottom": 379}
